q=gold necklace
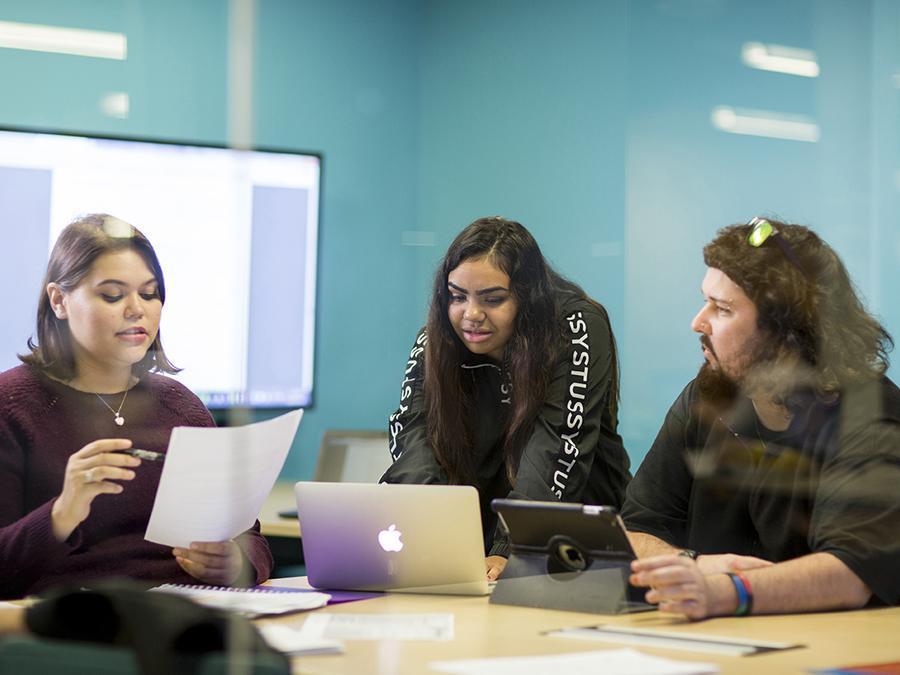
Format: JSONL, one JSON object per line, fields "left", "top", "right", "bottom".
{"left": 96, "top": 388, "right": 129, "bottom": 426}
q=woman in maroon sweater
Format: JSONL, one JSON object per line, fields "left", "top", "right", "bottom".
{"left": 0, "top": 214, "right": 273, "bottom": 599}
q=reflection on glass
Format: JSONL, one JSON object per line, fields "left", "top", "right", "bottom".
{"left": 710, "top": 106, "right": 820, "bottom": 142}
{"left": 0, "top": 20, "right": 126, "bottom": 60}
{"left": 741, "top": 41, "right": 819, "bottom": 78}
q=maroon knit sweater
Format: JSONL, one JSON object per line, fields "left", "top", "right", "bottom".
{"left": 0, "top": 365, "right": 273, "bottom": 599}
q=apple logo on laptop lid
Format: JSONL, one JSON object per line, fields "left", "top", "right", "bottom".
{"left": 378, "top": 524, "right": 404, "bottom": 552}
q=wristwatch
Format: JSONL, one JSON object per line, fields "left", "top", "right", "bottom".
{"left": 678, "top": 548, "right": 699, "bottom": 560}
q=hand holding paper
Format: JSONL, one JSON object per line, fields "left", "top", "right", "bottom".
{"left": 145, "top": 409, "right": 302, "bottom": 548}
{"left": 173, "top": 540, "right": 244, "bottom": 585}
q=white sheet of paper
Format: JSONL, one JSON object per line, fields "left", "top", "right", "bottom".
{"left": 258, "top": 624, "right": 344, "bottom": 655}
{"left": 429, "top": 648, "right": 718, "bottom": 675}
{"left": 150, "top": 584, "right": 329, "bottom": 617}
{"left": 145, "top": 408, "right": 302, "bottom": 547}
{"left": 300, "top": 613, "right": 454, "bottom": 641}
{"left": 548, "top": 624, "right": 799, "bottom": 656}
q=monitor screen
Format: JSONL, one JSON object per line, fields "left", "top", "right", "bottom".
{"left": 0, "top": 127, "right": 321, "bottom": 408}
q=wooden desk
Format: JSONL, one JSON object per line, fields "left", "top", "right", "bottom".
{"left": 260, "top": 578, "right": 900, "bottom": 674}
{"left": 258, "top": 481, "right": 301, "bottom": 539}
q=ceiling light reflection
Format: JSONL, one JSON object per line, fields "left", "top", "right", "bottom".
{"left": 742, "top": 42, "right": 819, "bottom": 78}
{"left": 711, "top": 106, "right": 820, "bottom": 143}
{"left": 100, "top": 92, "right": 129, "bottom": 119}
{"left": 0, "top": 20, "right": 126, "bottom": 60}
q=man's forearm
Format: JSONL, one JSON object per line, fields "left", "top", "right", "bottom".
{"left": 630, "top": 550, "right": 872, "bottom": 620}
{"left": 742, "top": 552, "right": 871, "bottom": 614}
{"left": 628, "top": 531, "right": 682, "bottom": 558}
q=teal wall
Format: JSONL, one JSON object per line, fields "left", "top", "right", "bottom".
{"left": 0, "top": 1, "right": 230, "bottom": 141}
{"left": 414, "top": 0, "right": 899, "bottom": 462}
{"left": 0, "top": 0, "right": 897, "bottom": 475}
{"left": 0, "top": 0, "right": 423, "bottom": 477}
{"left": 251, "top": 0, "right": 422, "bottom": 475}
{"left": 623, "top": 0, "right": 899, "bottom": 458}
{"left": 414, "top": 0, "right": 628, "bottom": 330}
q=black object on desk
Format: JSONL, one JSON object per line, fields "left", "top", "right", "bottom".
{"left": 14, "top": 581, "right": 290, "bottom": 675}
{"left": 489, "top": 499, "right": 653, "bottom": 614}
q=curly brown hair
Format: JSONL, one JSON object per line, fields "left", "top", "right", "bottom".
{"left": 703, "top": 219, "right": 892, "bottom": 395}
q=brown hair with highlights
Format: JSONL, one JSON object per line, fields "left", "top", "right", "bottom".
{"left": 20, "top": 213, "right": 180, "bottom": 379}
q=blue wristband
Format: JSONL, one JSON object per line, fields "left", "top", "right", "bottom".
{"left": 726, "top": 572, "right": 751, "bottom": 616}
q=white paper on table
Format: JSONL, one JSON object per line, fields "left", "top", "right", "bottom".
{"left": 429, "top": 648, "right": 719, "bottom": 675}
{"left": 258, "top": 624, "right": 344, "bottom": 656}
{"left": 145, "top": 409, "right": 302, "bottom": 547}
{"left": 0, "top": 601, "right": 21, "bottom": 609}
{"left": 300, "top": 613, "right": 454, "bottom": 641}
{"left": 150, "top": 584, "right": 329, "bottom": 617}
{"left": 547, "top": 624, "right": 800, "bottom": 656}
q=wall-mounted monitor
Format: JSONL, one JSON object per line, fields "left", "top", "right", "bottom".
{"left": 0, "top": 127, "right": 321, "bottom": 408}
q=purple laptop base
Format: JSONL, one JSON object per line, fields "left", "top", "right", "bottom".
{"left": 255, "top": 585, "right": 382, "bottom": 605}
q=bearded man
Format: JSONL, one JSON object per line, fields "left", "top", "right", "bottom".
{"left": 622, "top": 218, "right": 900, "bottom": 619}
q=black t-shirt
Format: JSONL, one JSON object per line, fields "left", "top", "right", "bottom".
{"left": 621, "top": 376, "right": 900, "bottom": 605}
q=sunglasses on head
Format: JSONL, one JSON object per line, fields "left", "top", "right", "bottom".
{"left": 747, "top": 217, "right": 807, "bottom": 275}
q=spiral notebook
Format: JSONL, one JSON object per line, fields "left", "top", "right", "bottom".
{"left": 150, "top": 583, "right": 330, "bottom": 617}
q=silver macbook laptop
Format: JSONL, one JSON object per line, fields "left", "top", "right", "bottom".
{"left": 294, "top": 482, "right": 490, "bottom": 595}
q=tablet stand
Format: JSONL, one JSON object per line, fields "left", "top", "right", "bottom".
{"left": 490, "top": 535, "right": 645, "bottom": 614}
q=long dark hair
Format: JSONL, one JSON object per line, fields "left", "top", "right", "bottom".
{"left": 20, "top": 213, "right": 180, "bottom": 380}
{"left": 704, "top": 219, "right": 892, "bottom": 396}
{"left": 425, "top": 216, "right": 619, "bottom": 485}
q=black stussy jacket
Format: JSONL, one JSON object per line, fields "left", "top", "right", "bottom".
{"left": 381, "top": 293, "right": 632, "bottom": 557}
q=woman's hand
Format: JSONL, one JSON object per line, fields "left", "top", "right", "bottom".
{"left": 173, "top": 541, "right": 245, "bottom": 585}
{"left": 630, "top": 554, "right": 737, "bottom": 620}
{"left": 51, "top": 439, "right": 140, "bottom": 542}
{"left": 486, "top": 555, "right": 507, "bottom": 581}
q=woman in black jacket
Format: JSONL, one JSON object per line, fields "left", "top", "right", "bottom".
{"left": 381, "top": 216, "right": 631, "bottom": 580}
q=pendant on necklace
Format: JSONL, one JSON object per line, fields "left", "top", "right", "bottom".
{"left": 95, "top": 390, "right": 129, "bottom": 427}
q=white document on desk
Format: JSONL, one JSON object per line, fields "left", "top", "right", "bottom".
{"left": 145, "top": 409, "right": 302, "bottom": 547}
{"left": 257, "top": 624, "right": 344, "bottom": 655}
{"left": 430, "top": 648, "right": 718, "bottom": 675}
{"left": 150, "top": 583, "right": 328, "bottom": 617}
{"left": 301, "top": 613, "right": 454, "bottom": 641}
{"left": 547, "top": 624, "right": 801, "bottom": 656}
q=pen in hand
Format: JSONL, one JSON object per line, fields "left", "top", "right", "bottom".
{"left": 120, "top": 448, "right": 166, "bottom": 462}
